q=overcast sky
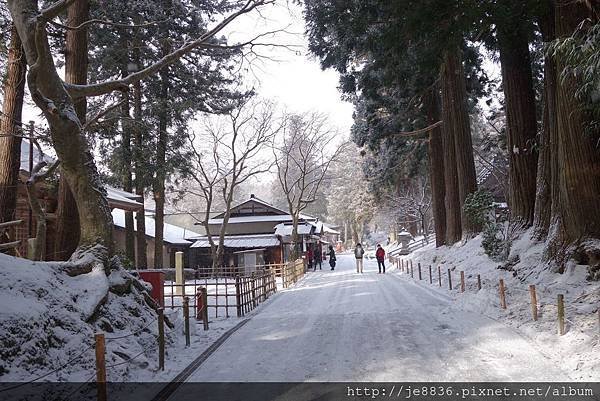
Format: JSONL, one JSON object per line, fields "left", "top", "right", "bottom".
{"left": 223, "top": 1, "right": 355, "bottom": 135}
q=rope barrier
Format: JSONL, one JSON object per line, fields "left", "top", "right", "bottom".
{"left": 0, "top": 346, "right": 93, "bottom": 392}
{"left": 105, "top": 316, "right": 158, "bottom": 341}
{"left": 105, "top": 350, "right": 147, "bottom": 369}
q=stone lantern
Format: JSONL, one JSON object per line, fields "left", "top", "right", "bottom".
{"left": 397, "top": 229, "right": 412, "bottom": 255}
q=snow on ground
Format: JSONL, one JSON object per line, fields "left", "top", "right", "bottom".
{"left": 403, "top": 229, "right": 599, "bottom": 381}
{"left": 168, "top": 254, "right": 569, "bottom": 386}
{"left": 0, "top": 254, "right": 260, "bottom": 400}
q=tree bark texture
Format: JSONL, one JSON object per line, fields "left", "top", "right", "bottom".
{"left": 533, "top": 2, "right": 557, "bottom": 241}
{"left": 55, "top": 0, "right": 89, "bottom": 260}
{"left": 497, "top": 13, "right": 539, "bottom": 228}
{"left": 7, "top": 0, "right": 113, "bottom": 256}
{"left": 440, "top": 52, "right": 462, "bottom": 244}
{"left": 547, "top": 1, "right": 600, "bottom": 262}
{"left": 119, "top": 28, "right": 136, "bottom": 264}
{"left": 424, "top": 87, "right": 446, "bottom": 247}
{"left": 0, "top": 26, "right": 27, "bottom": 241}
{"left": 441, "top": 48, "right": 479, "bottom": 238}
{"left": 132, "top": 27, "right": 147, "bottom": 268}
{"left": 153, "top": 34, "right": 171, "bottom": 269}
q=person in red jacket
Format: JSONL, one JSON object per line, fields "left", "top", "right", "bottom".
{"left": 376, "top": 244, "right": 386, "bottom": 274}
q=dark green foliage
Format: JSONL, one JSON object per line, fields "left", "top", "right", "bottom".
{"left": 84, "top": 0, "right": 248, "bottom": 193}
{"left": 463, "top": 189, "right": 494, "bottom": 229}
{"left": 302, "top": 0, "right": 488, "bottom": 201}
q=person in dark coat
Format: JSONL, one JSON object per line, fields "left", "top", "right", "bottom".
{"left": 327, "top": 245, "right": 336, "bottom": 270}
{"left": 306, "top": 247, "right": 313, "bottom": 270}
{"left": 376, "top": 244, "right": 386, "bottom": 273}
{"left": 313, "top": 244, "right": 322, "bottom": 271}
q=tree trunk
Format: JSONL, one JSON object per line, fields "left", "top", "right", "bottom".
{"left": 547, "top": 1, "right": 600, "bottom": 263}
{"left": 7, "top": 0, "right": 113, "bottom": 258}
{"left": 440, "top": 54, "right": 462, "bottom": 244}
{"left": 0, "top": 25, "right": 26, "bottom": 254}
{"left": 441, "top": 47, "right": 478, "bottom": 238}
{"left": 153, "top": 46, "right": 170, "bottom": 269}
{"left": 533, "top": 2, "right": 556, "bottom": 240}
{"left": 55, "top": 0, "right": 89, "bottom": 261}
{"left": 119, "top": 28, "right": 135, "bottom": 264}
{"left": 132, "top": 29, "right": 147, "bottom": 268}
{"left": 424, "top": 87, "right": 446, "bottom": 247}
{"left": 497, "top": 10, "right": 539, "bottom": 228}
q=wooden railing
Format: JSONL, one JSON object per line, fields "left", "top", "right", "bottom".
{"left": 0, "top": 220, "right": 24, "bottom": 253}
{"left": 236, "top": 270, "right": 277, "bottom": 317}
{"left": 282, "top": 259, "right": 305, "bottom": 289}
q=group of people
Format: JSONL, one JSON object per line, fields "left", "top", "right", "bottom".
{"left": 306, "top": 242, "right": 386, "bottom": 273}
{"left": 353, "top": 243, "right": 386, "bottom": 274}
{"left": 306, "top": 245, "right": 337, "bottom": 271}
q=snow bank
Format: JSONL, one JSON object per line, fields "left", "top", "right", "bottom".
{"left": 402, "top": 229, "right": 600, "bottom": 380}
{"left": 0, "top": 254, "right": 171, "bottom": 385}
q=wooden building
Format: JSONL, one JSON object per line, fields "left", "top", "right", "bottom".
{"left": 5, "top": 140, "right": 143, "bottom": 260}
{"left": 189, "top": 195, "right": 338, "bottom": 268}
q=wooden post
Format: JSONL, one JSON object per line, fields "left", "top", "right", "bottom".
{"left": 175, "top": 251, "right": 184, "bottom": 296}
{"left": 499, "top": 279, "right": 507, "bottom": 309}
{"left": 447, "top": 268, "right": 452, "bottom": 290}
{"left": 235, "top": 276, "right": 242, "bottom": 317}
{"left": 460, "top": 271, "right": 465, "bottom": 293}
{"left": 94, "top": 333, "right": 107, "bottom": 401}
{"left": 477, "top": 274, "right": 482, "bottom": 291}
{"left": 429, "top": 265, "right": 432, "bottom": 284}
{"left": 183, "top": 296, "right": 190, "bottom": 347}
{"left": 557, "top": 294, "right": 565, "bottom": 335}
{"left": 27, "top": 122, "right": 34, "bottom": 237}
{"left": 201, "top": 287, "right": 209, "bottom": 331}
{"left": 438, "top": 266, "right": 442, "bottom": 287}
{"left": 158, "top": 308, "right": 165, "bottom": 370}
{"left": 418, "top": 263, "right": 422, "bottom": 280}
{"left": 529, "top": 285, "right": 538, "bottom": 321}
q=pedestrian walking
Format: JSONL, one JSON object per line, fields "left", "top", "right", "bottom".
{"left": 306, "top": 247, "right": 313, "bottom": 271}
{"left": 314, "top": 244, "right": 322, "bottom": 271}
{"left": 354, "top": 243, "right": 364, "bottom": 273}
{"left": 376, "top": 244, "right": 386, "bottom": 274}
{"left": 328, "top": 245, "right": 336, "bottom": 270}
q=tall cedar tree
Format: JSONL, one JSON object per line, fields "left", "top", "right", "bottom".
{"left": 54, "top": 0, "right": 88, "bottom": 261}
{"left": 0, "top": 26, "right": 27, "bottom": 250}
{"left": 546, "top": 1, "right": 600, "bottom": 263}
{"left": 494, "top": 2, "right": 539, "bottom": 228}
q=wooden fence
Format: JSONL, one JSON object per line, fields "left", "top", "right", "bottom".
{"left": 236, "top": 270, "right": 277, "bottom": 317}
{"left": 389, "top": 256, "right": 600, "bottom": 337}
{"left": 282, "top": 259, "right": 305, "bottom": 288}
{"left": 0, "top": 219, "right": 24, "bottom": 254}
{"left": 163, "top": 260, "right": 304, "bottom": 319}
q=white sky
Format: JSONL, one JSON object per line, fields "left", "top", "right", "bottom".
{"left": 222, "top": 1, "right": 355, "bottom": 134}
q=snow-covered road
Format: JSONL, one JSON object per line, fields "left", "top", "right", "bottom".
{"left": 181, "top": 255, "right": 566, "bottom": 382}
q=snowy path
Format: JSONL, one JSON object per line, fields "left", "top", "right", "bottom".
{"left": 179, "top": 255, "right": 566, "bottom": 382}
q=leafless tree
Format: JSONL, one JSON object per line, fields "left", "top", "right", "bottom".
{"left": 185, "top": 97, "right": 284, "bottom": 272}
{"left": 4, "top": 0, "right": 276, "bottom": 271}
{"left": 274, "top": 112, "right": 347, "bottom": 259}
{"left": 382, "top": 177, "right": 432, "bottom": 239}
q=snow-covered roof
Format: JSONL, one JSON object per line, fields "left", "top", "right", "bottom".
{"left": 207, "top": 212, "right": 316, "bottom": 225}
{"left": 20, "top": 140, "right": 54, "bottom": 172}
{"left": 112, "top": 209, "right": 201, "bottom": 245}
{"left": 190, "top": 234, "right": 280, "bottom": 249}
{"left": 323, "top": 224, "right": 341, "bottom": 235}
{"left": 212, "top": 196, "right": 288, "bottom": 219}
{"left": 274, "top": 222, "right": 314, "bottom": 236}
{"left": 20, "top": 140, "right": 142, "bottom": 211}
